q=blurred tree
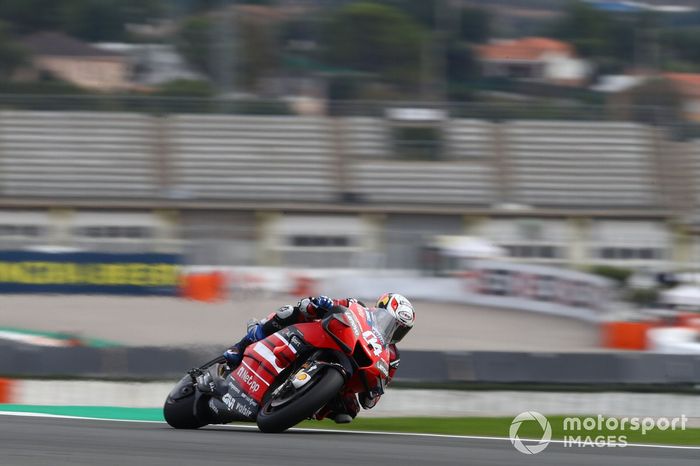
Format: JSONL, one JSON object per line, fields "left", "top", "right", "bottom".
{"left": 664, "top": 10, "right": 700, "bottom": 28}
{"left": 0, "top": 0, "right": 62, "bottom": 33}
{"left": 446, "top": 42, "right": 478, "bottom": 83}
{"left": 154, "top": 79, "right": 215, "bottom": 97}
{"left": 171, "top": 0, "right": 272, "bottom": 15}
{"left": 549, "top": 1, "right": 612, "bottom": 57}
{"left": 660, "top": 29, "right": 700, "bottom": 69}
{"left": 0, "top": 0, "right": 165, "bottom": 41}
{"left": 459, "top": 7, "right": 490, "bottom": 43}
{"left": 281, "top": 17, "right": 322, "bottom": 46}
{"left": 120, "top": 0, "right": 164, "bottom": 23}
{"left": 176, "top": 16, "right": 214, "bottom": 76}
{"left": 174, "top": 0, "right": 228, "bottom": 13}
{"left": 327, "top": 75, "right": 361, "bottom": 101}
{"left": 324, "top": 2, "right": 425, "bottom": 89}
{"left": 61, "top": 0, "right": 127, "bottom": 42}
{"left": 547, "top": 1, "right": 657, "bottom": 71}
{"left": 589, "top": 265, "right": 633, "bottom": 286}
{"left": 626, "top": 288, "right": 659, "bottom": 307}
{"left": 236, "top": 16, "right": 279, "bottom": 92}
{"left": 545, "top": 1, "right": 660, "bottom": 73}
{"left": 383, "top": 0, "right": 437, "bottom": 29}
{"left": 0, "top": 21, "right": 27, "bottom": 80}
{"left": 177, "top": 13, "right": 280, "bottom": 92}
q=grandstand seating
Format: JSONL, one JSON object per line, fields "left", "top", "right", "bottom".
{"left": 341, "top": 117, "right": 390, "bottom": 159}
{"left": 443, "top": 119, "right": 496, "bottom": 159}
{"left": 348, "top": 159, "right": 496, "bottom": 205}
{"left": 691, "top": 139, "right": 700, "bottom": 210}
{"left": 168, "top": 115, "right": 337, "bottom": 202}
{"left": 503, "top": 120, "right": 659, "bottom": 208}
{"left": 0, "top": 111, "right": 158, "bottom": 199}
{"left": 343, "top": 117, "right": 497, "bottom": 205}
{"left": 0, "top": 110, "right": 667, "bottom": 210}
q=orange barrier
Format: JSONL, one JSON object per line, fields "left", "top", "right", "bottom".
{"left": 290, "top": 276, "right": 318, "bottom": 297}
{"left": 180, "top": 272, "right": 227, "bottom": 302}
{"left": 601, "top": 321, "right": 654, "bottom": 350}
{"left": 0, "top": 378, "right": 13, "bottom": 404}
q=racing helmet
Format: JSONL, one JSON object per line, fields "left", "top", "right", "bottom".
{"left": 375, "top": 293, "right": 415, "bottom": 343}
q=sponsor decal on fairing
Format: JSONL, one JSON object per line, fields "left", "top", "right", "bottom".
{"left": 236, "top": 363, "right": 265, "bottom": 393}
{"left": 344, "top": 311, "right": 361, "bottom": 336}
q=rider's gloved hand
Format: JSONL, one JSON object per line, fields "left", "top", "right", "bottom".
{"left": 299, "top": 295, "right": 333, "bottom": 319}
{"left": 312, "top": 295, "right": 333, "bottom": 311}
{"left": 245, "top": 320, "right": 265, "bottom": 342}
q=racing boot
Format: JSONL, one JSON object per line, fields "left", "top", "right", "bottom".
{"left": 331, "top": 392, "right": 360, "bottom": 424}
{"left": 223, "top": 319, "right": 265, "bottom": 369}
{"left": 333, "top": 413, "right": 353, "bottom": 424}
{"left": 222, "top": 344, "right": 246, "bottom": 369}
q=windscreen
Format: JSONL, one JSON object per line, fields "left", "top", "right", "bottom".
{"left": 370, "top": 307, "right": 399, "bottom": 345}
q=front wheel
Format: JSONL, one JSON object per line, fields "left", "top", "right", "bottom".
{"left": 163, "top": 375, "right": 210, "bottom": 429}
{"left": 164, "top": 393, "right": 209, "bottom": 429}
{"left": 256, "top": 368, "right": 344, "bottom": 433}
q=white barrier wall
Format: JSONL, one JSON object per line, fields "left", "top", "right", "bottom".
{"left": 4, "top": 380, "right": 699, "bottom": 419}
{"left": 186, "top": 261, "right": 614, "bottom": 323}
{"left": 320, "top": 267, "right": 611, "bottom": 323}
{"left": 647, "top": 327, "right": 700, "bottom": 354}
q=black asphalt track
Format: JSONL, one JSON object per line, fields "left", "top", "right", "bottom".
{"left": 1, "top": 414, "right": 699, "bottom": 466}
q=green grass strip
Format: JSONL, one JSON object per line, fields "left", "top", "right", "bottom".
{"left": 300, "top": 416, "right": 700, "bottom": 446}
{"left": 0, "top": 406, "right": 698, "bottom": 446}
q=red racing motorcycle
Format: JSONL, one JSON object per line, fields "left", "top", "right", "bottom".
{"left": 164, "top": 302, "right": 393, "bottom": 432}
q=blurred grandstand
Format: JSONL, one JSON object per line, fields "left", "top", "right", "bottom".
{"left": 0, "top": 98, "right": 693, "bottom": 272}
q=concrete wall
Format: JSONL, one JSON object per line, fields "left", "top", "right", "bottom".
{"left": 3, "top": 343, "right": 700, "bottom": 386}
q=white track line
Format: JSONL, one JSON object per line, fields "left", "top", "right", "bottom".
{"left": 1, "top": 411, "right": 699, "bottom": 451}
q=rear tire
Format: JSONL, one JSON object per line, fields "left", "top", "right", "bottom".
{"left": 256, "top": 368, "right": 344, "bottom": 433}
{"left": 163, "top": 392, "right": 209, "bottom": 429}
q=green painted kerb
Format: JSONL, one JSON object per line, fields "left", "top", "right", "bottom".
{"left": 0, "top": 327, "right": 122, "bottom": 348}
{"left": 0, "top": 405, "right": 163, "bottom": 421}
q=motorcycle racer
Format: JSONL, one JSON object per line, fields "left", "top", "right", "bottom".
{"left": 221, "top": 293, "right": 415, "bottom": 423}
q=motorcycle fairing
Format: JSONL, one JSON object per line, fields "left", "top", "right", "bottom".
{"left": 231, "top": 327, "right": 306, "bottom": 403}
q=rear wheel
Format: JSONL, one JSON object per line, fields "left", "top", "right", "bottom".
{"left": 256, "top": 368, "right": 344, "bottom": 433}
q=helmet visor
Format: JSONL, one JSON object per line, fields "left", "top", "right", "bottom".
{"left": 390, "top": 324, "right": 411, "bottom": 343}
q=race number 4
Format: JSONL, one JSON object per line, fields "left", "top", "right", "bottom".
{"left": 362, "top": 330, "right": 383, "bottom": 356}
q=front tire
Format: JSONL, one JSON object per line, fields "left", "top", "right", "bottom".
{"left": 256, "top": 368, "right": 344, "bottom": 433}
